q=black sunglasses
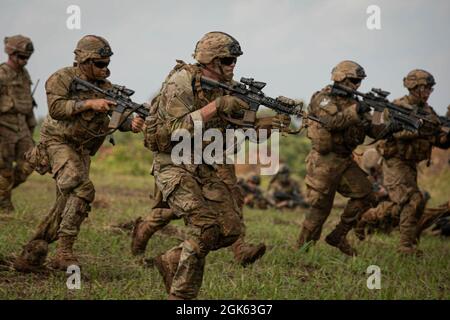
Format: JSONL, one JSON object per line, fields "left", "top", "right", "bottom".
{"left": 348, "top": 78, "right": 362, "bottom": 85}
{"left": 92, "top": 60, "right": 110, "bottom": 69}
{"left": 219, "top": 57, "right": 237, "bottom": 66}
{"left": 17, "top": 54, "right": 30, "bottom": 60}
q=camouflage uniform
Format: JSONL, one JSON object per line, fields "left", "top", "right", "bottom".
{"left": 376, "top": 70, "right": 448, "bottom": 254}
{"left": 145, "top": 32, "right": 245, "bottom": 299}
{"left": 240, "top": 175, "right": 269, "bottom": 210}
{"left": 14, "top": 35, "right": 135, "bottom": 272}
{"left": 131, "top": 163, "right": 266, "bottom": 266}
{"left": 267, "top": 165, "right": 308, "bottom": 209}
{"left": 0, "top": 35, "right": 36, "bottom": 212}
{"left": 297, "top": 61, "right": 384, "bottom": 256}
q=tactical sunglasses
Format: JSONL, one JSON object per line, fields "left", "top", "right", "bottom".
{"left": 219, "top": 57, "right": 237, "bottom": 66}
{"left": 16, "top": 54, "right": 30, "bottom": 60}
{"left": 92, "top": 60, "right": 110, "bottom": 69}
{"left": 349, "top": 78, "right": 362, "bottom": 85}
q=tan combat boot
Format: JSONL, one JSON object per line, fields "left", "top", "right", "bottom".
{"left": 325, "top": 223, "right": 357, "bottom": 256}
{"left": 153, "top": 248, "right": 182, "bottom": 294}
{"left": 398, "top": 245, "right": 423, "bottom": 257}
{"left": 0, "top": 197, "right": 14, "bottom": 214}
{"left": 296, "top": 226, "right": 315, "bottom": 251}
{"left": 49, "top": 236, "right": 79, "bottom": 271}
{"left": 131, "top": 217, "right": 157, "bottom": 256}
{"left": 232, "top": 241, "right": 266, "bottom": 267}
{"left": 14, "top": 240, "right": 49, "bottom": 273}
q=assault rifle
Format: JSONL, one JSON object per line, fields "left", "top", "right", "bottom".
{"left": 331, "top": 84, "right": 427, "bottom": 132}
{"left": 73, "top": 77, "right": 148, "bottom": 129}
{"left": 200, "top": 76, "right": 323, "bottom": 127}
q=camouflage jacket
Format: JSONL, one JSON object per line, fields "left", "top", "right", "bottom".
{"left": 146, "top": 61, "right": 228, "bottom": 165}
{"left": 0, "top": 62, "right": 36, "bottom": 136}
{"left": 306, "top": 85, "right": 384, "bottom": 156}
{"left": 40, "top": 66, "right": 132, "bottom": 155}
{"left": 378, "top": 95, "right": 446, "bottom": 162}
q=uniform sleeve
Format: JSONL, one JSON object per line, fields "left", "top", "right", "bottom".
{"left": 161, "top": 70, "right": 203, "bottom": 135}
{"left": 0, "top": 67, "right": 8, "bottom": 86}
{"left": 45, "top": 72, "right": 78, "bottom": 120}
{"left": 310, "top": 93, "right": 360, "bottom": 131}
{"left": 26, "top": 111, "right": 37, "bottom": 132}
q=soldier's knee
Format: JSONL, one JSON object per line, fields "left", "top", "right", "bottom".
{"left": 305, "top": 187, "right": 330, "bottom": 210}
{"left": 56, "top": 166, "right": 84, "bottom": 195}
{"left": 197, "top": 224, "right": 221, "bottom": 257}
{"left": 74, "top": 180, "right": 95, "bottom": 203}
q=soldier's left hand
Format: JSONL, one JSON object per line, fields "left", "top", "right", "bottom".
{"left": 131, "top": 116, "right": 145, "bottom": 133}
{"left": 272, "top": 114, "right": 291, "bottom": 131}
{"left": 276, "top": 96, "right": 303, "bottom": 107}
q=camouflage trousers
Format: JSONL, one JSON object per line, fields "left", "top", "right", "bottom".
{"left": 153, "top": 156, "right": 242, "bottom": 299}
{"left": 302, "top": 150, "right": 375, "bottom": 241}
{"left": 382, "top": 157, "right": 425, "bottom": 249}
{"left": 0, "top": 126, "right": 34, "bottom": 210}
{"left": 32, "top": 142, "right": 95, "bottom": 243}
{"left": 143, "top": 163, "right": 249, "bottom": 259}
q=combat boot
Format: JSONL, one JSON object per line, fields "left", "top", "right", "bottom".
{"left": 232, "top": 241, "right": 266, "bottom": 267}
{"left": 296, "top": 227, "right": 314, "bottom": 251}
{"left": 153, "top": 248, "right": 181, "bottom": 294}
{"left": 398, "top": 245, "right": 423, "bottom": 257}
{"left": 0, "top": 198, "right": 14, "bottom": 214}
{"left": 131, "top": 217, "right": 157, "bottom": 256}
{"left": 325, "top": 222, "right": 357, "bottom": 256}
{"left": 14, "top": 240, "right": 48, "bottom": 273}
{"left": 49, "top": 236, "right": 79, "bottom": 271}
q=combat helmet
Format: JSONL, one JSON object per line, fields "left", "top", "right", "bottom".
{"left": 331, "top": 60, "right": 366, "bottom": 82}
{"left": 403, "top": 69, "right": 435, "bottom": 89}
{"left": 4, "top": 35, "right": 34, "bottom": 56}
{"left": 193, "top": 31, "right": 243, "bottom": 64}
{"left": 74, "top": 35, "right": 113, "bottom": 63}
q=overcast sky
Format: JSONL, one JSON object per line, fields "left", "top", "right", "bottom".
{"left": 1, "top": 0, "right": 449, "bottom": 118}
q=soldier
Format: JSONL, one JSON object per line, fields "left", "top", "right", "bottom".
{"left": 267, "top": 164, "right": 308, "bottom": 209}
{"left": 296, "top": 61, "right": 388, "bottom": 256}
{"left": 143, "top": 31, "right": 291, "bottom": 299}
{"left": 241, "top": 175, "right": 270, "bottom": 209}
{"left": 375, "top": 69, "right": 449, "bottom": 255}
{"left": 14, "top": 35, "right": 144, "bottom": 272}
{"left": 0, "top": 35, "right": 36, "bottom": 213}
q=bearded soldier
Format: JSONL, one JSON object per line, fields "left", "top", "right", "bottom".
{"left": 296, "top": 61, "right": 388, "bottom": 256}
{"left": 14, "top": 35, "right": 144, "bottom": 272}
{"left": 375, "top": 69, "right": 449, "bottom": 255}
{"left": 0, "top": 35, "right": 36, "bottom": 213}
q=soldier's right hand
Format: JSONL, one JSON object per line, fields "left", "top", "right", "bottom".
{"left": 85, "top": 98, "right": 116, "bottom": 113}
{"left": 215, "top": 95, "right": 249, "bottom": 115}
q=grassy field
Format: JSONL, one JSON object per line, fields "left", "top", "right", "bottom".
{"left": 0, "top": 132, "right": 449, "bottom": 300}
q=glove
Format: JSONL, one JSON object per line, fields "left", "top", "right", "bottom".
{"left": 271, "top": 114, "right": 291, "bottom": 131}
{"left": 276, "top": 96, "right": 303, "bottom": 108}
{"left": 215, "top": 95, "right": 249, "bottom": 115}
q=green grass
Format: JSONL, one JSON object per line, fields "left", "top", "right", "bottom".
{"left": 0, "top": 131, "right": 449, "bottom": 299}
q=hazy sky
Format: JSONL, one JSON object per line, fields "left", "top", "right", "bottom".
{"left": 1, "top": 0, "right": 449, "bottom": 118}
